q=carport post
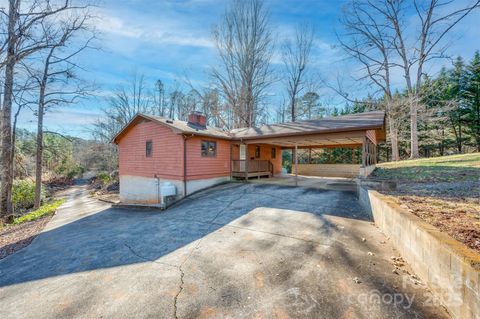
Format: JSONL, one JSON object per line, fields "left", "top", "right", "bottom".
{"left": 294, "top": 144, "right": 298, "bottom": 186}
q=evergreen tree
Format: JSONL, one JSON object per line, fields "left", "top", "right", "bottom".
{"left": 464, "top": 51, "right": 480, "bottom": 151}
{"left": 448, "top": 57, "right": 468, "bottom": 153}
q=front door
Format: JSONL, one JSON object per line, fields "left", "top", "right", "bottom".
{"left": 239, "top": 144, "right": 246, "bottom": 171}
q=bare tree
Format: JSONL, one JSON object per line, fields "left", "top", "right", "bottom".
{"left": 106, "top": 73, "right": 153, "bottom": 126}
{"left": 93, "top": 118, "right": 121, "bottom": 144}
{"left": 154, "top": 79, "right": 167, "bottom": 117}
{"left": 338, "top": 0, "right": 401, "bottom": 160}
{"left": 0, "top": 0, "right": 88, "bottom": 219}
{"left": 382, "top": 0, "right": 480, "bottom": 158}
{"left": 282, "top": 24, "right": 314, "bottom": 122}
{"left": 93, "top": 73, "right": 156, "bottom": 143}
{"left": 211, "top": 0, "right": 274, "bottom": 128}
{"left": 201, "top": 89, "right": 225, "bottom": 127}
{"left": 276, "top": 95, "right": 288, "bottom": 123}
{"left": 25, "top": 8, "right": 96, "bottom": 209}
{"left": 183, "top": 75, "right": 231, "bottom": 129}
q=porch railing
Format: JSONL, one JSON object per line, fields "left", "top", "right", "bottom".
{"left": 231, "top": 160, "right": 273, "bottom": 174}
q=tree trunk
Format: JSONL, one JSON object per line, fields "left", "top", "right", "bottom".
{"left": 291, "top": 92, "right": 296, "bottom": 122}
{"left": 458, "top": 120, "right": 462, "bottom": 154}
{"left": 33, "top": 45, "right": 54, "bottom": 209}
{"left": 387, "top": 114, "right": 399, "bottom": 161}
{"left": 34, "top": 83, "right": 46, "bottom": 209}
{"left": 0, "top": 0, "right": 17, "bottom": 219}
{"left": 11, "top": 102, "right": 24, "bottom": 180}
{"left": 409, "top": 97, "right": 419, "bottom": 158}
{"left": 0, "top": 65, "right": 14, "bottom": 217}
{"left": 440, "top": 128, "right": 445, "bottom": 156}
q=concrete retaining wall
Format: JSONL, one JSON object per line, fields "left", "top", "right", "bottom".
{"left": 358, "top": 185, "right": 480, "bottom": 319}
{"left": 297, "top": 164, "right": 361, "bottom": 178}
{"left": 359, "top": 165, "right": 376, "bottom": 177}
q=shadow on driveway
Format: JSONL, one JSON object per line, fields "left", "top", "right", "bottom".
{"left": 0, "top": 183, "right": 366, "bottom": 288}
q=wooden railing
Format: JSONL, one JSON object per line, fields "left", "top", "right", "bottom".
{"left": 232, "top": 160, "right": 273, "bottom": 174}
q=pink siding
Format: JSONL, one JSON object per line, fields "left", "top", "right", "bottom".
{"left": 186, "top": 137, "right": 231, "bottom": 180}
{"left": 232, "top": 144, "right": 283, "bottom": 175}
{"left": 118, "top": 120, "right": 184, "bottom": 179}
{"left": 247, "top": 144, "right": 283, "bottom": 174}
{"left": 118, "top": 120, "right": 282, "bottom": 182}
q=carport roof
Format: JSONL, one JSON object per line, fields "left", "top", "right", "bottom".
{"left": 230, "top": 111, "right": 385, "bottom": 140}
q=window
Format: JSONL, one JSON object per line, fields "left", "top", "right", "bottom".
{"left": 271, "top": 147, "right": 276, "bottom": 159}
{"left": 201, "top": 140, "right": 217, "bottom": 157}
{"left": 255, "top": 146, "right": 260, "bottom": 158}
{"left": 146, "top": 140, "right": 153, "bottom": 157}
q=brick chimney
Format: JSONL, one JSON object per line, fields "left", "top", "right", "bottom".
{"left": 187, "top": 111, "right": 207, "bottom": 128}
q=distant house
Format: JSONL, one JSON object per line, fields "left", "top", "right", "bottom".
{"left": 112, "top": 111, "right": 385, "bottom": 205}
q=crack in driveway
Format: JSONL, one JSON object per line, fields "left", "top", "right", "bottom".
{"left": 172, "top": 265, "right": 185, "bottom": 319}
{"left": 124, "top": 241, "right": 187, "bottom": 319}
{"left": 171, "top": 188, "right": 250, "bottom": 318}
{"left": 123, "top": 185, "right": 353, "bottom": 318}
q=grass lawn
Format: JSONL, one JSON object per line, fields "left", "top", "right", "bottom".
{"left": 369, "top": 153, "right": 480, "bottom": 253}
{"left": 372, "top": 153, "right": 480, "bottom": 183}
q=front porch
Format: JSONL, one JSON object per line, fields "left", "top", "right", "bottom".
{"left": 231, "top": 160, "right": 273, "bottom": 179}
{"left": 230, "top": 143, "right": 282, "bottom": 180}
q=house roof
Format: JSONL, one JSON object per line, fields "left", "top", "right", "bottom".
{"left": 141, "top": 114, "right": 232, "bottom": 138}
{"left": 111, "top": 113, "right": 232, "bottom": 144}
{"left": 112, "top": 111, "right": 385, "bottom": 144}
{"left": 230, "top": 111, "right": 385, "bottom": 140}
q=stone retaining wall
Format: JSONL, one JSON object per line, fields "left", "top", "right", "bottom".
{"left": 358, "top": 185, "right": 480, "bottom": 319}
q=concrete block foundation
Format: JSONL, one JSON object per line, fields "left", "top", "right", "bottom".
{"left": 119, "top": 175, "right": 231, "bottom": 206}
{"left": 119, "top": 175, "right": 184, "bottom": 205}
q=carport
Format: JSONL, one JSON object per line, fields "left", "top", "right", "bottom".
{"left": 230, "top": 111, "right": 386, "bottom": 182}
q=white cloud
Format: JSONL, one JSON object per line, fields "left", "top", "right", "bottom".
{"left": 95, "top": 9, "right": 214, "bottom": 49}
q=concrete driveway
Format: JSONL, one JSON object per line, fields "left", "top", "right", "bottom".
{"left": 0, "top": 182, "right": 448, "bottom": 319}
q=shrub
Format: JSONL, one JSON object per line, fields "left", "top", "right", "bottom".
{"left": 12, "top": 180, "right": 45, "bottom": 213}
{"left": 13, "top": 199, "right": 65, "bottom": 224}
{"left": 96, "top": 172, "right": 111, "bottom": 186}
{"left": 55, "top": 161, "right": 84, "bottom": 179}
{"left": 65, "top": 165, "right": 84, "bottom": 179}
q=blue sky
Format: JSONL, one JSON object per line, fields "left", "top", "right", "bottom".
{"left": 16, "top": 0, "right": 480, "bottom": 138}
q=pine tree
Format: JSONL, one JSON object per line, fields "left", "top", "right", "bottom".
{"left": 464, "top": 51, "right": 480, "bottom": 151}
{"left": 447, "top": 57, "right": 468, "bottom": 153}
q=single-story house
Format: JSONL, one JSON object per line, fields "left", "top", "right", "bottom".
{"left": 112, "top": 111, "right": 385, "bottom": 205}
